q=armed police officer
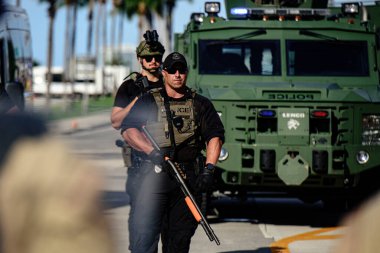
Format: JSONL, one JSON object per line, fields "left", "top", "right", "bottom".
{"left": 110, "top": 30, "right": 165, "bottom": 251}
{"left": 121, "top": 52, "right": 225, "bottom": 253}
{"left": 111, "top": 30, "right": 165, "bottom": 130}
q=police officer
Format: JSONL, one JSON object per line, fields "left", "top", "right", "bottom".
{"left": 110, "top": 30, "right": 165, "bottom": 251}
{"left": 121, "top": 52, "right": 225, "bottom": 253}
{"left": 111, "top": 30, "right": 165, "bottom": 130}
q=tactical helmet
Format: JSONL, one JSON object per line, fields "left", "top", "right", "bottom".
{"left": 136, "top": 30, "right": 165, "bottom": 57}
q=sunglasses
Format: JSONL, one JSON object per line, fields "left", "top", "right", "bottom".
{"left": 143, "top": 55, "right": 162, "bottom": 62}
{"left": 166, "top": 67, "right": 187, "bottom": 74}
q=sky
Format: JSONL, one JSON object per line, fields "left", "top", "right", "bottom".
{"left": 18, "top": 0, "right": 374, "bottom": 67}
{"left": 19, "top": 0, "right": 224, "bottom": 67}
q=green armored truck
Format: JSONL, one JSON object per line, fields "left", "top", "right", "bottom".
{"left": 174, "top": 0, "right": 380, "bottom": 204}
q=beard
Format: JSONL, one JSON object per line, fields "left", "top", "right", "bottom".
{"left": 142, "top": 65, "right": 159, "bottom": 73}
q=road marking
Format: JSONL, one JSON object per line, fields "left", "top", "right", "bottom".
{"left": 270, "top": 227, "right": 342, "bottom": 253}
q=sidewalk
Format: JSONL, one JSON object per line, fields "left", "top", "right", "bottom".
{"left": 48, "top": 109, "right": 112, "bottom": 135}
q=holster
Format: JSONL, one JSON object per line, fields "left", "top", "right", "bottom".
{"left": 122, "top": 143, "right": 132, "bottom": 167}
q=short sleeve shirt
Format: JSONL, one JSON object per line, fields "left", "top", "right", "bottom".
{"left": 113, "top": 76, "right": 164, "bottom": 108}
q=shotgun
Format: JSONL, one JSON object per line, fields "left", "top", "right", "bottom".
{"left": 141, "top": 125, "right": 220, "bottom": 245}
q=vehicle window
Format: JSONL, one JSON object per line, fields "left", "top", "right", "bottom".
{"left": 8, "top": 30, "right": 33, "bottom": 88}
{"left": 286, "top": 40, "right": 369, "bottom": 76}
{"left": 45, "top": 72, "right": 64, "bottom": 82}
{"left": 199, "top": 40, "right": 281, "bottom": 76}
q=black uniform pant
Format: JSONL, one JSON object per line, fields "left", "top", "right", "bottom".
{"left": 126, "top": 160, "right": 198, "bottom": 253}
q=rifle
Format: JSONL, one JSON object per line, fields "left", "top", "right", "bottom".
{"left": 141, "top": 125, "right": 221, "bottom": 246}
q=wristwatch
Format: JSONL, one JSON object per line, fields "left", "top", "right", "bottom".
{"left": 205, "top": 163, "right": 215, "bottom": 173}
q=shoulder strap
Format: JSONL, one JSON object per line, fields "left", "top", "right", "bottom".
{"left": 123, "top": 71, "right": 141, "bottom": 82}
{"left": 150, "top": 89, "right": 177, "bottom": 157}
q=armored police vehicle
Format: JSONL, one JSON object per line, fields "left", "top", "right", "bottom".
{"left": 174, "top": 0, "right": 380, "bottom": 205}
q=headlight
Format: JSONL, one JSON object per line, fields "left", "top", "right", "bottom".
{"left": 341, "top": 2, "right": 359, "bottom": 15}
{"left": 362, "top": 114, "right": 380, "bottom": 146}
{"left": 205, "top": 2, "right": 220, "bottom": 15}
{"left": 356, "top": 150, "right": 369, "bottom": 164}
{"left": 190, "top": 12, "right": 205, "bottom": 23}
{"left": 218, "top": 147, "right": 229, "bottom": 161}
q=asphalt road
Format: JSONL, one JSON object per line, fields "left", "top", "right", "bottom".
{"left": 58, "top": 123, "right": 349, "bottom": 253}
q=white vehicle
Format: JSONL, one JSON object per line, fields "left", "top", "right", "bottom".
{"left": 32, "top": 66, "right": 72, "bottom": 97}
{"left": 32, "top": 63, "right": 129, "bottom": 98}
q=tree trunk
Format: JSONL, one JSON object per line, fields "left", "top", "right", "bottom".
{"left": 111, "top": 5, "right": 116, "bottom": 64}
{"left": 137, "top": 2, "right": 152, "bottom": 41}
{"left": 118, "top": 10, "right": 124, "bottom": 61}
{"left": 46, "top": 0, "right": 57, "bottom": 114}
{"left": 70, "top": 1, "right": 78, "bottom": 91}
{"left": 166, "top": 0, "right": 175, "bottom": 52}
{"left": 87, "top": 0, "right": 95, "bottom": 56}
{"left": 95, "top": 1, "right": 102, "bottom": 67}
{"left": 63, "top": 2, "right": 73, "bottom": 111}
{"left": 101, "top": 0, "right": 107, "bottom": 95}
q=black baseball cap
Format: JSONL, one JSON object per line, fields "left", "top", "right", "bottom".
{"left": 163, "top": 52, "right": 188, "bottom": 71}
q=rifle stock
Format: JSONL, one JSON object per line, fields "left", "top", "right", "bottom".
{"left": 141, "top": 126, "right": 220, "bottom": 245}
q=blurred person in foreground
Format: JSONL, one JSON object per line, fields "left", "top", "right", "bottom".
{"left": 121, "top": 52, "right": 225, "bottom": 253}
{"left": 0, "top": 113, "right": 114, "bottom": 253}
{"left": 332, "top": 191, "right": 380, "bottom": 253}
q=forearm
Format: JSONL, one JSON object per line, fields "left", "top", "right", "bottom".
{"left": 122, "top": 128, "right": 154, "bottom": 154}
{"left": 205, "top": 137, "right": 222, "bottom": 165}
{"left": 111, "top": 97, "right": 138, "bottom": 129}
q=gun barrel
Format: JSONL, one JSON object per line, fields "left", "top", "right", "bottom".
{"left": 200, "top": 220, "right": 220, "bottom": 245}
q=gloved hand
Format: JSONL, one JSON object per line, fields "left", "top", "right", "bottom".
{"left": 195, "top": 163, "right": 215, "bottom": 193}
{"left": 148, "top": 149, "right": 165, "bottom": 166}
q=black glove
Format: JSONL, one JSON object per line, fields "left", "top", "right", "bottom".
{"left": 148, "top": 149, "right": 165, "bottom": 166}
{"left": 195, "top": 163, "right": 215, "bottom": 193}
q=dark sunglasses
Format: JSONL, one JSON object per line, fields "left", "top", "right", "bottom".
{"left": 143, "top": 55, "right": 162, "bottom": 62}
{"left": 166, "top": 67, "right": 187, "bottom": 74}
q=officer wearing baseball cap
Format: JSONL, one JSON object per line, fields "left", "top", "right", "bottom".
{"left": 120, "top": 51, "right": 225, "bottom": 253}
{"left": 162, "top": 52, "right": 188, "bottom": 72}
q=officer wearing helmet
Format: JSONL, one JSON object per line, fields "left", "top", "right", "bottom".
{"left": 111, "top": 30, "right": 165, "bottom": 168}
{"left": 111, "top": 30, "right": 165, "bottom": 130}
{"left": 110, "top": 30, "right": 165, "bottom": 251}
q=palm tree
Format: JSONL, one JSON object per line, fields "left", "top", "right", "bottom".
{"left": 63, "top": 0, "right": 88, "bottom": 82}
{"left": 165, "top": 0, "right": 177, "bottom": 52}
{"left": 86, "top": 0, "right": 95, "bottom": 56}
{"left": 116, "top": 1, "right": 125, "bottom": 62}
{"left": 109, "top": 0, "right": 126, "bottom": 65}
{"left": 95, "top": 0, "right": 107, "bottom": 67}
{"left": 125, "top": 0, "right": 153, "bottom": 42}
{"left": 39, "top": 0, "right": 59, "bottom": 112}
{"left": 92, "top": 0, "right": 108, "bottom": 93}
{"left": 123, "top": 0, "right": 189, "bottom": 53}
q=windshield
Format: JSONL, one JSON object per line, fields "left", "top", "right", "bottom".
{"left": 286, "top": 40, "right": 369, "bottom": 76}
{"left": 199, "top": 40, "right": 281, "bottom": 76}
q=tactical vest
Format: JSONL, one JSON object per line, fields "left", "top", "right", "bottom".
{"left": 145, "top": 88, "right": 198, "bottom": 150}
